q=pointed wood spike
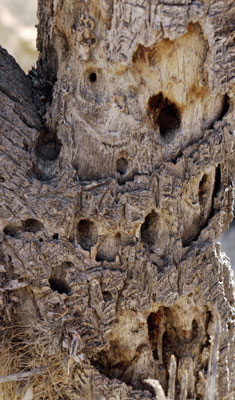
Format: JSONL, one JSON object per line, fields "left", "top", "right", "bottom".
{"left": 167, "top": 354, "right": 177, "bottom": 400}
{"left": 204, "top": 317, "right": 221, "bottom": 400}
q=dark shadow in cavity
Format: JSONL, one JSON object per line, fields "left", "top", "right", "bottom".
{"left": 4, "top": 219, "right": 44, "bottom": 237}
{"left": 35, "top": 128, "right": 62, "bottom": 161}
{"left": 23, "top": 219, "right": 44, "bottom": 233}
{"left": 116, "top": 158, "right": 128, "bottom": 175}
{"left": 28, "top": 163, "right": 51, "bottom": 182}
{"left": 77, "top": 219, "right": 98, "bottom": 251}
{"left": 208, "top": 95, "right": 229, "bottom": 129}
{"left": 213, "top": 165, "right": 221, "bottom": 198}
{"left": 141, "top": 211, "right": 158, "bottom": 250}
{"left": 218, "top": 95, "right": 229, "bottom": 120}
{"left": 3, "top": 223, "right": 22, "bottom": 237}
{"left": 148, "top": 92, "right": 181, "bottom": 138}
{"left": 208, "top": 164, "right": 221, "bottom": 221}
{"left": 89, "top": 72, "right": 97, "bottom": 82}
{"left": 48, "top": 278, "right": 72, "bottom": 296}
{"left": 147, "top": 309, "right": 164, "bottom": 361}
{"left": 102, "top": 291, "right": 113, "bottom": 302}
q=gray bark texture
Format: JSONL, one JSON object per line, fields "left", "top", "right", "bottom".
{"left": 0, "top": 0, "right": 234, "bottom": 399}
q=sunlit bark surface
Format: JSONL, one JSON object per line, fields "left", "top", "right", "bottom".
{"left": 0, "top": 0, "right": 234, "bottom": 399}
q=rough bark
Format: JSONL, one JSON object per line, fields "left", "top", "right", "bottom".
{"left": 0, "top": 1, "right": 234, "bottom": 399}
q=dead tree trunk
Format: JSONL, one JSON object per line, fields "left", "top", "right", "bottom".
{"left": 0, "top": 0, "right": 234, "bottom": 399}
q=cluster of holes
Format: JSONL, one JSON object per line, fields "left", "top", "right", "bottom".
{"left": 147, "top": 308, "right": 201, "bottom": 364}
{"left": 3, "top": 218, "right": 44, "bottom": 237}
{"left": 148, "top": 92, "right": 181, "bottom": 137}
{"left": 92, "top": 305, "right": 209, "bottom": 395}
{"left": 77, "top": 219, "right": 98, "bottom": 251}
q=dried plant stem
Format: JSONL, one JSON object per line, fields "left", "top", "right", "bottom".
{"left": 0, "top": 367, "right": 45, "bottom": 383}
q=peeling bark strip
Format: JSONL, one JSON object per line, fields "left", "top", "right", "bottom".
{"left": 0, "top": 0, "right": 234, "bottom": 399}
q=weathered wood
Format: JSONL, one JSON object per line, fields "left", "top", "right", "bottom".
{"left": 0, "top": 0, "right": 234, "bottom": 399}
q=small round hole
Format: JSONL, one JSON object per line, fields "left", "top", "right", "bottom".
{"left": 116, "top": 158, "right": 128, "bottom": 175}
{"left": 89, "top": 72, "right": 97, "bottom": 82}
{"left": 53, "top": 233, "right": 59, "bottom": 240}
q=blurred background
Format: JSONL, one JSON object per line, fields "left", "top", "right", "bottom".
{"left": 0, "top": 0, "right": 38, "bottom": 72}
{"left": 0, "top": 0, "right": 234, "bottom": 272}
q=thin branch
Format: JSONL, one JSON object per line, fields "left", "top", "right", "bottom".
{"left": 223, "top": 392, "right": 235, "bottom": 400}
{"left": 0, "top": 367, "right": 45, "bottom": 383}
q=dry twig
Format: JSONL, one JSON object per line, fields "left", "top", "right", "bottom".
{"left": 0, "top": 367, "right": 45, "bottom": 383}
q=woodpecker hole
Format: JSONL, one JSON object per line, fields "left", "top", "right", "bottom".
{"left": 102, "top": 291, "right": 113, "bottom": 302}
{"left": 116, "top": 158, "right": 128, "bottom": 175}
{"left": 49, "top": 278, "right": 72, "bottom": 296}
{"left": 35, "top": 129, "right": 62, "bottom": 161}
{"left": 89, "top": 72, "right": 97, "bottom": 82}
{"left": 4, "top": 219, "right": 44, "bottom": 237}
{"left": 141, "top": 211, "right": 159, "bottom": 249}
{"left": 3, "top": 223, "right": 22, "bottom": 237}
{"left": 148, "top": 93, "right": 181, "bottom": 137}
{"left": 23, "top": 219, "right": 44, "bottom": 233}
{"left": 147, "top": 309, "right": 165, "bottom": 360}
{"left": 77, "top": 219, "right": 98, "bottom": 251}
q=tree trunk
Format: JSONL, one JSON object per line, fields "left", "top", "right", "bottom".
{"left": 0, "top": 1, "right": 234, "bottom": 399}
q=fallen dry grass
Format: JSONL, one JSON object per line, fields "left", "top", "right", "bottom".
{"left": 0, "top": 321, "right": 70, "bottom": 400}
